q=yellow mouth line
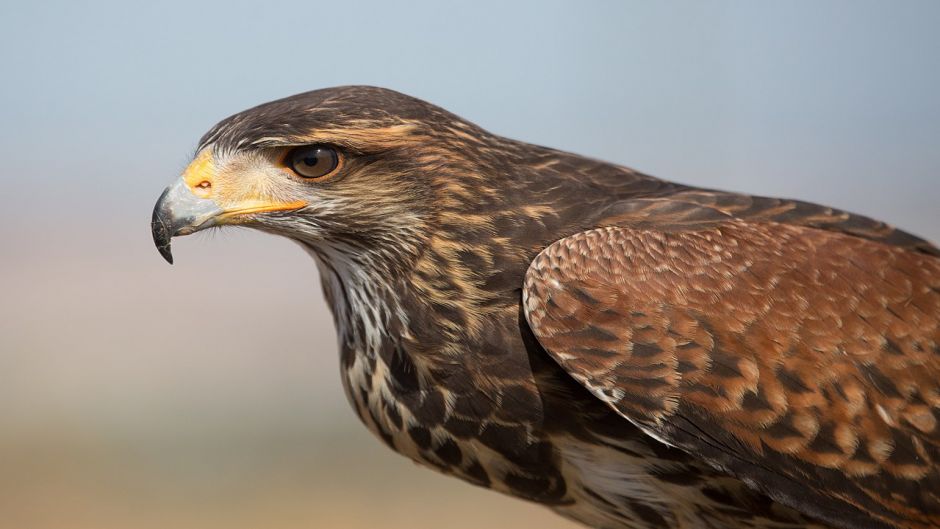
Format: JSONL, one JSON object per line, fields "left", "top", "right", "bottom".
{"left": 217, "top": 200, "right": 308, "bottom": 221}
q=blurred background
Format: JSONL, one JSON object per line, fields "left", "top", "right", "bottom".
{"left": 1, "top": 1, "right": 938, "bottom": 528}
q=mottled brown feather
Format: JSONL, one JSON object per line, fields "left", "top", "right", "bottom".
{"left": 524, "top": 214, "right": 940, "bottom": 529}
{"left": 174, "top": 86, "right": 940, "bottom": 529}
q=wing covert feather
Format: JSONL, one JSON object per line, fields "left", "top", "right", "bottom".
{"left": 523, "top": 218, "right": 940, "bottom": 529}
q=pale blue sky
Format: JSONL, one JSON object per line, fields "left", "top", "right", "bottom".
{"left": 0, "top": 0, "right": 937, "bottom": 234}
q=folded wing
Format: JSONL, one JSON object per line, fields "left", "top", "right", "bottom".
{"left": 523, "top": 209, "right": 940, "bottom": 529}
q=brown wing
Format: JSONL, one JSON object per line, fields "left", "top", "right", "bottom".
{"left": 523, "top": 211, "right": 940, "bottom": 529}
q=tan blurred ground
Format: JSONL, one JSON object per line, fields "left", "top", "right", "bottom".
{"left": 1, "top": 430, "right": 574, "bottom": 529}
{"left": 0, "top": 225, "right": 576, "bottom": 529}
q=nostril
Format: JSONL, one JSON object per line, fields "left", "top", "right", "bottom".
{"left": 192, "top": 180, "right": 213, "bottom": 197}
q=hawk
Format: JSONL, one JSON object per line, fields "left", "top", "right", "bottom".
{"left": 151, "top": 86, "right": 940, "bottom": 529}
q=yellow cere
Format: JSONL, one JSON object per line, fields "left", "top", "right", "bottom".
{"left": 178, "top": 147, "right": 308, "bottom": 220}
{"left": 182, "top": 149, "right": 216, "bottom": 197}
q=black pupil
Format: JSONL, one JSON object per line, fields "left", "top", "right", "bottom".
{"left": 303, "top": 152, "right": 321, "bottom": 166}
{"left": 291, "top": 146, "right": 336, "bottom": 177}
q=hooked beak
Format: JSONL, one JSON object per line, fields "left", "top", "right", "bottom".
{"left": 151, "top": 151, "right": 308, "bottom": 264}
{"left": 151, "top": 179, "right": 224, "bottom": 264}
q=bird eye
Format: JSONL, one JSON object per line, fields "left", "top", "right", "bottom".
{"left": 287, "top": 145, "right": 340, "bottom": 179}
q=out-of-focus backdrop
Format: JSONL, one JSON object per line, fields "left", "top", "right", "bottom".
{"left": 1, "top": 1, "right": 938, "bottom": 528}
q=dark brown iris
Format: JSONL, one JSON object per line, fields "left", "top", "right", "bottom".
{"left": 288, "top": 145, "right": 340, "bottom": 179}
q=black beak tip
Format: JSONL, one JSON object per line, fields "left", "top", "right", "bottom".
{"left": 151, "top": 218, "right": 175, "bottom": 265}
{"left": 157, "top": 240, "right": 174, "bottom": 265}
{"left": 151, "top": 190, "right": 175, "bottom": 265}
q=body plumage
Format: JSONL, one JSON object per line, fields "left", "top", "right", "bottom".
{"left": 152, "top": 86, "right": 940, "bottom": 529}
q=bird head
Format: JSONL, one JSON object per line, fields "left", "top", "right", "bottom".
{"left": 152, "top": 86, "right": 491, "bottom": 275}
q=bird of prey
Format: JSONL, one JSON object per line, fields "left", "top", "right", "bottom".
{"left": 151, "top": 86, "right": 940, "bottom": 529}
